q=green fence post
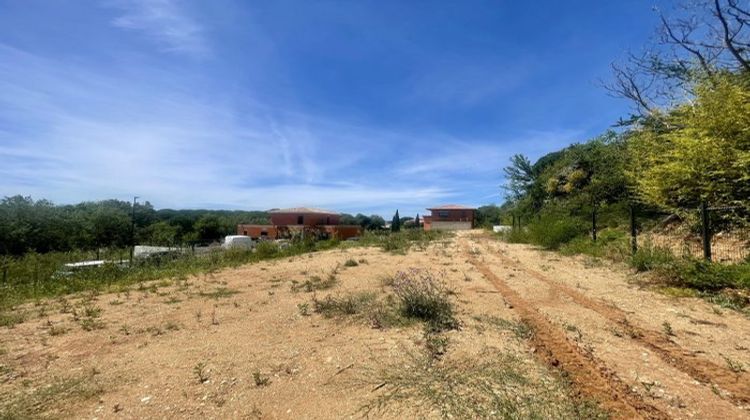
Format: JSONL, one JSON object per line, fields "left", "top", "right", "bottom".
{"left": 701, "top": 201, "right": 712, "bottom": 261}
{"left": 592, "top": 207, "right": 597, "bottom": 242}
{"left": 630, "top": 205, "right": 637, "bottom": 254}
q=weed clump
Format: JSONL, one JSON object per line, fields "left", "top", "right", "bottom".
{"left": 291, "top": 274, "right": 338, "bottom": 293}
{"left": 194, "top": 362, "right": 209, "bottom": 383}
{"left": 473, "top": 314, "right": 533, "bottom": 340}
{"left": 312, "top": 292, "right": 376, "bottom": 317}
{"left": 252, "top": 371, "right": 270, "bottom": 386}
{"left": 391, "top": 269, "right": 458, "bottom": 332}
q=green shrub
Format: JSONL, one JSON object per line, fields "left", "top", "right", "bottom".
{"left": 527, "top": 217, "right": 586, "bottom": 250}
{"left": 630, "top": 244, "right": 676, "bottom": 272}
{"left": 676, "top": 260, "right": 750, "bottom": 291}
{"left": 631, "top": 244, "right": 750, "bottom": 293}
{"left": 254, "top": 241, "right": 280, "bottom": 259}
{"left": 560, "top": 229, "right": 629, "bottom": 261}
{"left": 500, "top": 228, "right": 530, "bottom": 244}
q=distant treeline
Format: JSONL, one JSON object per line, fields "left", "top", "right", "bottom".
{"left": 0, "top": 196, "right": 269, "bottom": 255}
{"left": 2, "top": 196, "right": 467, "bottom": 256}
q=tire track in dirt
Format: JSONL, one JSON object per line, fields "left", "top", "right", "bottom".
{"left": 463, "top": 244, "right": 668, "bottom": 420}
{"left": 476, "top": 238, "right": 750, "bottom": 408}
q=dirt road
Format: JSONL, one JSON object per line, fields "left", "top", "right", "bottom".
{"left": 463, "top": 232, "right": 750, "bottom": 419}
{"left": 1, "top": 231, "right": 748, "bottom": 419}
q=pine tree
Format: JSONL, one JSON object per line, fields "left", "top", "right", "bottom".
{"left": 391, "top": 210, "right": 401, "bottom": 232}
{"left": 415, "top": 213, "right": 420, "bottom": 228}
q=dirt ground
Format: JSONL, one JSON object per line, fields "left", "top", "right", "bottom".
{"left": 1, "top": 231, "right": 749, "bottom": 419}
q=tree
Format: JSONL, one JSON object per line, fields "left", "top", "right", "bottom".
{"left": 391, "top": 210, "right": 401, "bottom": 232}
{"left": 339, "top": 213, "right": 357, "bottom": 225}
{"left": 503, "top": 154, "right": 535, "bottom": 200}
{"left": 369, "top": 215, "right": 386, "bottom": 230}
{"left": 415, "top": 213, "right": 421, "bottom": 228}
{"left": 626, "top": 73, "right": 750, "bottom": 209}
{"left": 353, "top": 213, "right": 371, "bottom": 229}
{"left": 90, "top": 205, "right": 131, "bottom": 250}
{"left": 193, "top": 215, "right": 230, "bottom": 243}
{"left": 476, "top": 205, "right": 502, "bottom": 227}
{"left": 143, "top": 221, "right": 179, "bottom": 246}
{"left": 606, "top": 0, "right": 750, "bottom": 118}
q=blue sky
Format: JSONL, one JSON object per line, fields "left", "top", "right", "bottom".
{"left": 0, "top": 1, "right": 664, "bottom": 217}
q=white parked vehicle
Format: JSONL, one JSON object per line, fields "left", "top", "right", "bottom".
{"left": 493, "top": 225, "right": 512, "bottom": 233}
{"left": 222, "top": 235, "right": 255, "bottom": 250}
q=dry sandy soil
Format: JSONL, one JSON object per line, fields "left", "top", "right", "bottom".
{"left": 1, "top": 231, "right": 749, "bottom": 419}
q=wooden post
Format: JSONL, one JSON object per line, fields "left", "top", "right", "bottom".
{"left": 630, "top": 205, "right": 637, "bottom": 254}
{"left": 1, "top": 257, "right": 7, "bottom": 285}
{"left": 701, "top": 201, "right": 712, "bottom": 261}
{"left": 592, "top": 207, "right": 598, "bottom": 242}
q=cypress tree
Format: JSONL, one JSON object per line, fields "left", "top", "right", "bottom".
{"left": 391, "top": 210, "right": 401, "bottom": 232}
{"left": 415, "top": 213, "right": 420, "bottom": 228}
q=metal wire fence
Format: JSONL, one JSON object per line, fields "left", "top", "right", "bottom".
{"left": 511, "top": 202, "right": 749, "bottom": 264}
{"left": 629, "top": 203, "right": 748, "bottom": 263}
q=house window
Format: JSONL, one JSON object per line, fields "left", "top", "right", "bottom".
{"left": 297, "top": 215, "right": 304, "bottom": 224}
{"left": 438, "top": 211, "right": 449, "bottom": 218}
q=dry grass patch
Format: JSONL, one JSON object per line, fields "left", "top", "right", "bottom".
{"left": 357, "top": 350, "right": 607, "bottom": 419}
{"left": 198, "top": 287, "right": 240, "bottom": 300}
{"left": 0, "top": 311, "right": 26, "bottom": 328}
{"left": 0, "top": 372, "right": 104, "bottom": 419}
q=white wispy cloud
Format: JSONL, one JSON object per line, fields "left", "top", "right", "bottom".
{"left": 109, "top": 0, "right": 209, "bottom": 57}
{"left": 0, "top": 44, "right": 455, "bottom": 214}
{"left": 392, "top": 129, "right": 582, "bottom": 177}
{"left": 407, "top": 57, "right": 535, "bottom": 107}
{"left": 0, "top": 37, "right": 582, "bottom": 216}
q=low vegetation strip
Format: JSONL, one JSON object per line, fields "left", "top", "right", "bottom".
{"left": 352, "top": 229, "right": 452, "bottom": 254}
{"left": 0, "top": 239, "right": 331, "bottom": 310}
{"left": 0, "top": 230, "right": 449, "bottom": 313}
{"left": 463, "top": 242, "right": 667, "bottom": 419}
{"left": 484, "top": 240, "right": 750, "bottom": 407}
{"left": 498, "top": 226, "right": 750, "bottom": 314}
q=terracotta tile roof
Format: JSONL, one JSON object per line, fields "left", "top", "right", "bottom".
{"left": 268, "top": 207, "right": 339, "bottom": 215}
{"left": 426, "top": 204, "right": 476, "bottom": 210}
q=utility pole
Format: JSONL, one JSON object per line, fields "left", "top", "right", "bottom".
{"left": 130, "top": 196, "right": 139, "bottom": 264}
